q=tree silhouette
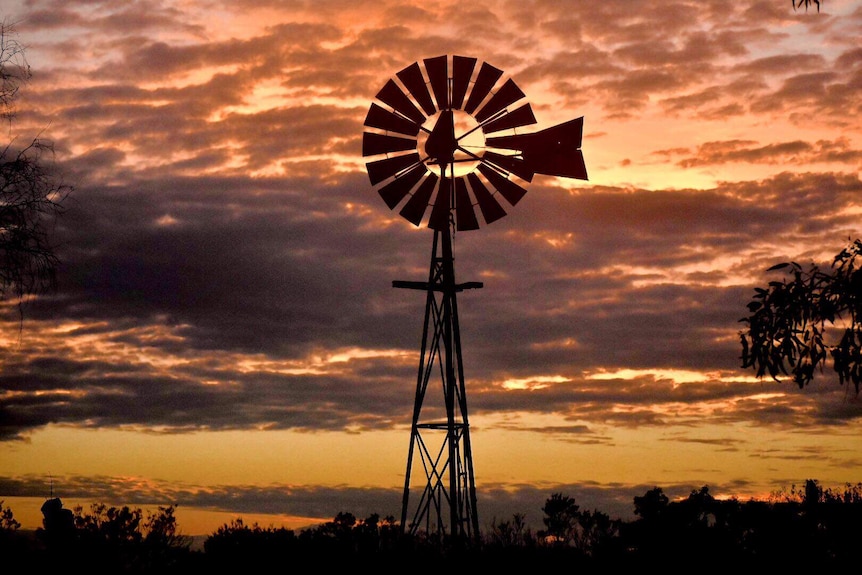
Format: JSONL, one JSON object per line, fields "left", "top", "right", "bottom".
{"left": 739, "top": 239, "right": 862, "bottom": 393}
{"left": 571, "top": 508, "right": 621, "bottom": 557}
{"left": 0, "top": 499, "right": 21, "bottom": 532}
{"left": 793, "top": 0, "right": 821, "bottom": 12}
{"left": 0, "top": 20, "right": 71, "bottom": 319}
{"left": 539, "top": 493, "right": 580, "bottom": 545}
{"left": 486, "top": 512, "right": 535, "bottom": 548}
{"left": 632, "top": 486, "right": 668, "bottom": 522}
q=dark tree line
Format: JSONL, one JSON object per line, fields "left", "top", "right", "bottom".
{"left": 3, "top": 480, "right": 862, "bottom": 572}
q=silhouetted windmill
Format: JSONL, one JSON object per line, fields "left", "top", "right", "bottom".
{"left": 362, "top": 55, "right": 588, "bottom": 540}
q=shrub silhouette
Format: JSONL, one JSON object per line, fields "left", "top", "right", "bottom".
{"left": 6, "top": 480, "right": 862, "bottom": 572}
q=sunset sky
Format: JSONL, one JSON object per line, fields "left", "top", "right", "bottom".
{"left": 2, "top": 0, "right": 862, "bottom": 536}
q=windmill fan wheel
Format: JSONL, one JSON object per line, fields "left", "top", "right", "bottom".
{"left": 362, "top": 55, "right": 588, "bottom": 232}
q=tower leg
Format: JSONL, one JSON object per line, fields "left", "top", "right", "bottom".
{"left": 396, "top": 227, "right": 480, "bottom": 541}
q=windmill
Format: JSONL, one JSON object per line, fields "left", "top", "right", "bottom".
{"left": 361, "top": 55, "right": 588, "bottom": 540}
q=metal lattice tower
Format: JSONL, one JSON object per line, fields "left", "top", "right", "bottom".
{"left": 393, "top": 171, "right": 482, "bottom": 540}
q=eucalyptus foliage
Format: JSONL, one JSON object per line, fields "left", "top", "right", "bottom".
{"left": 740, "top": 239, "right": 862, "bottom": 392}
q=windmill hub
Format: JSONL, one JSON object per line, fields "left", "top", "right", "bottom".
{"left": 419, "top": 110, "right": 482, "bottom": 176}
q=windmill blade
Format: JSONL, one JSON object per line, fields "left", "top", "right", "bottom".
{"left": 378, "top": 164, "right": 427, "bottom": 209}
{"left": 481, "top": 103, "right": 537, "bottom": 134}
{"left": 478, "top": 163, "right": 527, "bottom": 206}
{"left": 424, "top": 55, "right": 449, "bottom": 111}
{"left": 482, "top": 151, "right": 535, "bottom": 182}
{"left": 399, "top": 172, "right": 438, "bottom": 226}
{"left": 463, "top": 61, "right": 503, "bottom": 114}
{"left": 366, "top": 152, "right": 422, "bottom": 185}
{"left": 454, "top": 177, "right": 479, "bottom": 231}
{"left": 397, "top": 61, "right": 436, "bottom": 116}
{"left": 451, "top": 55, "right": 476, "bottom": 110}
{"left": 377, "top": 79, "right": 426, "bottom": 124}
{"left": 467, "top": 172, "right": 506, "bottom": 224}
{"left": 364, "top": 102, "right": 421, "bottom": 136}
{"left": 474, "top": 78, "right": 527, "bottom": 123}
{"left": 362, "top": 132, "right": 417, "bottom": 157}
